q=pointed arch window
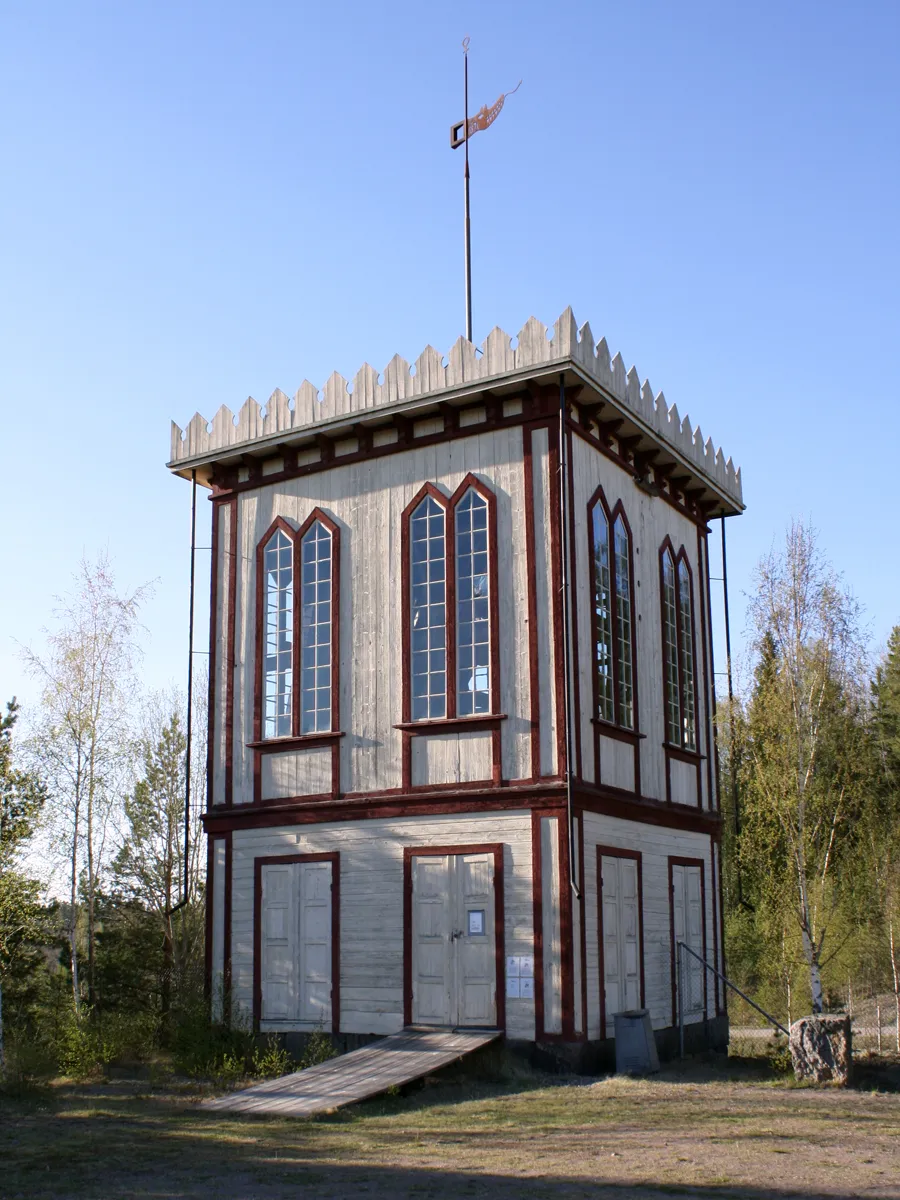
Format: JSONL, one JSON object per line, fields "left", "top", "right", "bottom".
{"left": 402, "top": 476, "right": 499, "bottom": 725}
{"left": 263, "top": 527, "right": 294, "bottom": 739}
{"left": 256, "top": 511, "right": 341, "bottom": 743}
{"left": 589, "top": 489, "right": 636, "bottom": 730}
{"left": 661, "top": 542, "right": 696, "bottom": 751}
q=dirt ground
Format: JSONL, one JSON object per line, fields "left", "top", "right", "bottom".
{"left": 2, "top": 1060, "right": 899, "bottom": 1200}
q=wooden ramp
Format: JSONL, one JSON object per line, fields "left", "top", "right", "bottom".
{"left": 202, "top": 1028, "right": 500, "bottom": 1118}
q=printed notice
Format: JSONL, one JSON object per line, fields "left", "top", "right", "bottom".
{"left": 506, "top": 955, "right": 536, "bottom": 999}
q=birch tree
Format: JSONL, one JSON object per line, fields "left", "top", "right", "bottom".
{"left": 870, "top": 626, "right": 900, "bottom": 1048}
{"left": 112, "top": 689, "right": 205, "bottom": 1026}
{"left": 742, "top": 521, "right": 868, "bottom": 1013}
{"left": 23, "top": 556, "right": 150, "bottom": 1010}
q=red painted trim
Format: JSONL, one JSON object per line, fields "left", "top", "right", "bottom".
{"left": 568, "top": 417, "right": 712, "bottom": 529}
{"left": 206, "top": 499, "right": 220, "bottom": 811}
{"left": 595, "top": 845, "right": 645, "bottom": 1040}
{"left": 660, "top": 538, "right": 702, "bottom": 807}
{"left": 696, "top": 524, "right": 714, "bottom": 811}
{"left": 522, "top": 425, "right": 541, "bottom": 779}
{"left": 531, "top": 810, "right": 545, "bottom": 1038}
{"left": 295, "top": 507, "right": 342, "bottom": 745}
{"left": 223, "top": 831, "right": 233, "bottom": 1021}
{"left": 252, "top": 851, "right": 340, "bottom": 1034}
{"left": 402, "top": 843, "right": 506, "bottom": 1031}
{"left": 667, "top": 854, "right": 708, "bottom": 1027}
{"left": 224, "top": 499, "right": 238, "bottom": 806}
{"left": 205, "top": 401, "right": 717, "bottom": 530}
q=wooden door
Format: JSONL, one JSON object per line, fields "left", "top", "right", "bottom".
{"left": 411, "top": 852, "right": 497, "bottom": 1028}
{"left": 600, "top": 853, "right": 641, "bottom": 1026}
{"left": 261, "top": 860, "right": 333, "bottom": 1025}
{"left": 671, "top": 862, "right": 704, "bottom": 1022}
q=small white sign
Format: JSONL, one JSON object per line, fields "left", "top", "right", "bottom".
{"left": 506, "top": 977, "right": 520, "bottom": 999}
{"left": 520, "top": 977, "right": 535, "bottom": 999}
{"left": 519, "top": 956, "right": 534, "bottom": 979}
{"left": 467, "top": 909, "right": 485, "bottom": 936}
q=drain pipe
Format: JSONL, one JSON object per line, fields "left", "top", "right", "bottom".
{"left": 558, "top": 373, "right": 581, "bottom": 901}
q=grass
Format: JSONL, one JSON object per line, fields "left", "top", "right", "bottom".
{"left": 2, "top": 1057, "right": 899, "bottom": 1199}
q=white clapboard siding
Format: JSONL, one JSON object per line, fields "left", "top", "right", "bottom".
{"left": 669, "top": 756, "right": 697, "bottom": 808}
{"left": 581, "top": 813, "right": 715, "bottom": 1037}
{"left": 211, "top": 838, "right": 226, "bottom": 1019}
{"left": 227, "top": 428, "right": 533, "bottom": 804}
{"left": 229, "top": 811, "right": 534, "bottom": 1040}
{"left": 531, "top": 427, "right": 557, "bottom": 777}
{"left": 568, "top": 435, "right": 711, "bottom": 806}
{"left": 260, "top": 747, "right": 332, "bottom": 801}
{"left": 410, "top": 730, "right": 492, "bottom": 787}
{"left": 598, "top": 734, "right": 635, "bottom": 792}
{"left": 541, "top": 816, "right": 563, "bottom": 1034}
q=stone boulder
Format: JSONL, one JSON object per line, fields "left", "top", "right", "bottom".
{"left": 789, "top": 1014, "right": 852, "bottom": 1084}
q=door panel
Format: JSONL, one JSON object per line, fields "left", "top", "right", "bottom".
{"left": 600, "top": 854, "right": 641, "bottom": 1029}
{"left": 411, "top": 851, "right": 498, "bottom": 1028}
{"left": 671, "top": 863, "right": 704, "bottom": 1022}
{"left": 412, "top": 856, "right": 453, "bottom": 1026}
{"left": 456, "top": 853, "right": 496, "bottom": 1027}
{"left": 260, "top": 860, "right": 333, "bottom": 1025}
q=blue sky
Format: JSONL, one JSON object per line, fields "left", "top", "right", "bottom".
{"left": 1, "top": 0, "right": 898, "bottom": 709}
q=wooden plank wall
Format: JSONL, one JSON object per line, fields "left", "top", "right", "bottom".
{"left": 229, "top": 428, "right": 540, "bottom": 803}
{"left": 211, "top": 837, "right": 226, "bottom": 1018}
{"left": 581, "top": 812, "right": 716, "bottom": 1037}
{"left": 229, "top": 811, "right": 535, "bottom": 1039}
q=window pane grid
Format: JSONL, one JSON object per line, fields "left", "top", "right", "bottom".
{"left": 592, "top": 506, "right": 614, "bottom": 722}
{"left": 456, "top": 490, "right": 490, "bottom": 716}
{"left": 614, "top": 516, "right": 634, "bottom": 730}
{"left": 264, "top": 529, "right": 293, "bottom": 739}
{"left": 411, "top": 496, "right": 447, "bottom": 720}
{"left": 678, "top": 561, "right": 696, "bottom": 751}
{"left": 662, "top": 551, "right": 681, "bottom": 745}
{"left": 300, "top": 521, "right": 333, "bottom": 734}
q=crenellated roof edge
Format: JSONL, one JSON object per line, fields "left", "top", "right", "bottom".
{"left": 168, "top": 308, "right": 743, "bottom": 508}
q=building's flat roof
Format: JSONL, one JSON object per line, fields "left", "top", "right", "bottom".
{"left": 167, "top": 308, "right": 743, "bottom": 514}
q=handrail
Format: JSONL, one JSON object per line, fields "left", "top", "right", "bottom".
{"left": 676, "top": 940, "right": 789, "bottom": 1057}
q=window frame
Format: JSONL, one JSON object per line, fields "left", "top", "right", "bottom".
{"left": 658, "top": 537, "right": 698, "bottom": 754}
{"left": 253, "top": 509, "right": 341, "bottom": 746}
{"left": 401, "top": 474, "right": 500, "bottom": 726}
{"left": 586, "top": 485, "right": 639, "bottom": 734}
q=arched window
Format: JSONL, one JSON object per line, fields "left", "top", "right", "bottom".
{"left": 403, "top": 476, "right": 499, "bottom": 725}
{"left": 263, "top": 527, "right": 294, "bottom": 739}
{"left": 257, "top": 510, "right": 340, "bottom": 744}
{"left": 299, "top": 520, "right": 333, "bottom": 734}
{"left": 589, "top": 491, "right": 635, "bottom": 730}
{"left": 661, "top": 543, "right": 696, "bottom": 751}
{"left": 410, "top": 494, "right": 447, "bottom": 720}
{"left": 455, "top": 488, "right": 490, "bottom": 715}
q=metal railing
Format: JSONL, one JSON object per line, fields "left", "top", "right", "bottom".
{"left": 676, "top": 941, "right": 788, "bottom": 1057}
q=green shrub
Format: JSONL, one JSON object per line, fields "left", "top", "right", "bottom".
{"left": 300, "top": 1029, "right": 336, "bottom": 1069}
{"left": 251, "top": 1035, "right": 294, "bottom": 1079}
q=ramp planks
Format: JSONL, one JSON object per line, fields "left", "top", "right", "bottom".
{"left": 202, "top": 1028, "right": 499, "bottom": 1118}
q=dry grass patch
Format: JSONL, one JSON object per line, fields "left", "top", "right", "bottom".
{"left": 1, "top": 1065, "right": 898, "bottom": 1199}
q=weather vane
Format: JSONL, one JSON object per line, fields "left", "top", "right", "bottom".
{"left": 450, "top": 37, "right": 521, "bottom": 342}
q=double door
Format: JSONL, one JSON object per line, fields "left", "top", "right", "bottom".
{"left": 260, "top": 859, "right": 333, "bottom": 1026}
{"left": 671, "top": 861, "right": 705, "bottom": 1022}
{"left": 411, "top": 852, "right": 497, "bottom": 1028}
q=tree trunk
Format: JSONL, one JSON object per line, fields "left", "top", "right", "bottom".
{"left": 69, "top": 794, "right": 80, "bottom": 1013}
